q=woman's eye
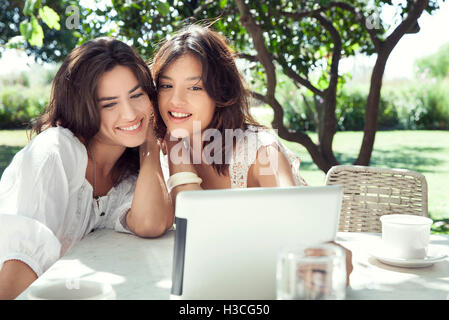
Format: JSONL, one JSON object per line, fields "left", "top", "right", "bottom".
{"left": 131, "top": 93, "right": 144, "bottom": 99}
{"left": 158, "top": 84, "right": 172, "bottom": 89}
{"left": 190, "top": 86, "right": 202, "bottom": 91}
{"left": 103, "top": 103, "right": 116, "bottom": 109}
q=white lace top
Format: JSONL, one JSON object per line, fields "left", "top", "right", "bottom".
{"left": 228, "top": 125, "right": 307, "bottom": 188}
{"left": 0, "top": 127, "right": 136, "bottom": 277}
{"left": 161, "top": 126, "right": 307, "bottom": 187}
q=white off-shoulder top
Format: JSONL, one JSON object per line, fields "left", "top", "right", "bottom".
{"left": 160, "top": 125, "right": 307, "bottom": 188}
{"left": 229, "top": 125, "right": 307, "bottom": 188}
{"left": 0, "top": 126, "right": 136, "bottom": 277}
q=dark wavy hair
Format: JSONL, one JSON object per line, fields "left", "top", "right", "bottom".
{"left": 151, "top": 24, "right": 261, "bottom": 175}
{"left": 32, "top": 37, "right": 157, "bottom": 183}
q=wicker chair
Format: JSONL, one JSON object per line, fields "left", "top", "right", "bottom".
{"left": 325, "top": 165, "right": 428, "bottom": 233}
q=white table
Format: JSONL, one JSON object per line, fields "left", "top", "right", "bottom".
{"left": 17, "top": 229, "right": 449, "bottom": 300}
{"left": 338, "top": 232, "right": 449, "bottom": 300}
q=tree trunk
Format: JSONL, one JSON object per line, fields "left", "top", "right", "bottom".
{"left": 355, "top": 0, "right": 429, "bottom": 165}
{"left": 355, "top": 51, "right": 389, "bottom": 165}
{"left": 319, "top": 90, "right": 339, "bottom": 167}
{"left": 268, "top": 97, "right": 333, "bottom": 172}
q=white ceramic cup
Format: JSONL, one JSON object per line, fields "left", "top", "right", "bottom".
{"left": 380, "top": 214, "right": 433, "bottom": 260}
{"left": 28, "top": 279, "right": 116, "bottom": 300}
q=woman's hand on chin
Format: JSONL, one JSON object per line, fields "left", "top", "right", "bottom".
{"left": 139, "top": 124, "right": 160, "bottom": 164}
{"left": 164, "top": 132, "right": 192, "bottom": 166}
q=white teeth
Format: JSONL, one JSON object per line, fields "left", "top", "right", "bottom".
{"left": 170, "top": 111, "right": 192, "bottom": 118}
{"left": 119, "top": 120, "right": 141, "bottom": 131}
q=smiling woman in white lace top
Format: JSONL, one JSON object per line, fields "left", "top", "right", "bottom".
{"left": 150, "top": 25, "right": 352, "bottom": 284}
{"left": 151, "top": 25, "right": 352, "bottom": 284}
{"left": 0, "top": 38, "right": 173, "bottom": 299}
{"left": 151, "top": 24, "right": 307, "bottom": 197}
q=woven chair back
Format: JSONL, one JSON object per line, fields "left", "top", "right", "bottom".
{"left": 325, "top": 165, "right": 428, "bottom": 232}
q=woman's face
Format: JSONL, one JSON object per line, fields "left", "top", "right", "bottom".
{"left": 157, "top": 54, "right": 216, "bottom": 138}
{"left": 95, "top": 65, "right": 152, "bottom": 148}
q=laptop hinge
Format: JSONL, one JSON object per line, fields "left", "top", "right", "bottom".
{"left": 171, "top": 217, "right": 187, "bottom": 295}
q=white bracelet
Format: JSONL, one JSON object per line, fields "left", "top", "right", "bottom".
{"left": 167, "top": 172, "right": 203, "bottom": 191}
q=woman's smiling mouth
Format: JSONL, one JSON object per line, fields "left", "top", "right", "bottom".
{"left": 168, "top": 111, "right": 192, "bottom": 123}
{"left": 169, "top": 111, "right": 192, "bottom": 118}
{"left": 116, "top": 119, "right": 144, "bottom": 133}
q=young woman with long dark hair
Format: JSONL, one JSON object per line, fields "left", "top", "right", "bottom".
{"left": 0, "top": 38, "right": 173, "bottom": 299}
{"left": 151, "top": 24, "right": 353, "bottom": 284}
{"left": 151, "top": 24, "right": 307, "bottom": 196}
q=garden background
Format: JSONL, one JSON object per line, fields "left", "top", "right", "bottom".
{"left": 0, "top": 0, "right": 448, "bottom": 233}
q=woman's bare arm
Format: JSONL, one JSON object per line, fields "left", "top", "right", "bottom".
{"left": 0, "top": 260, "right": 37, "bottom": 300}
{"left": 247, "top": 144, "right": 296, "bottom": 188}
{"left": 163, "top": 137, "right": 203, "bottom": 208}
{"left": 125, "top": 131, "right": 175, "bottom": 238}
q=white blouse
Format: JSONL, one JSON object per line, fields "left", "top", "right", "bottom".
{"left": 0, "top": 126, "right": 136, "bottom": 277}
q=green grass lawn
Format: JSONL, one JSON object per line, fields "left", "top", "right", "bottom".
{"left": 0, "top": 130, "right": 31, "bottom": 175}
{"left": 280, "top": 131, "right": 449, "bottom": 221}
{"left": 1, "top": 126, "right": 448, "bottom": 232}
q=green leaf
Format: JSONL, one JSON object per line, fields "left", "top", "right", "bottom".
{"left": 23, "top": 0, "right": 38, "bottom": 16}
{"left": 261, "top": 4, "right": 268, "bottom": 13}
{"left": 38, "top": 6, "right": 60, "bottom": 30}
{"left": 349, "top": 42, "right": 360, "bottom": 53}
{"left": 19, "top": 19, "right": 33, "bottom": 40}
{"left": 157, "top": 2, "right": 170, "bottom": 16}
{"left": 29, "top": 15, "right": 44, "bottom": 47}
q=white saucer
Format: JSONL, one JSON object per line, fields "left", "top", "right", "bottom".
{"left": 370, "top": 244, "right": 448, "bottom": 268}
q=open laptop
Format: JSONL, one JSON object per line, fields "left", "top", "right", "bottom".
{"left": 170, "top": 185, "right": 343, "bottom": 300}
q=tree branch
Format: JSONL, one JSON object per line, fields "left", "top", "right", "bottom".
{"left": 329, "top": 1, "right": 382, "bottom": 52}
{"left": 280, "top": 7, "right": 327, "bottom": 20}
{"left": 249, "top": 90, "right": 267, "bottom": 104}
{"left": 280, "top": 1, "right": 383, "bottom": 52}
{"left": 239, "top": 51, "right": 323, "bottom": 96}
{"left": 269, "top": 98, "right": 332, "bottom": 172}
{"left": 235, "top": 0, "right": 333, "bottom": 171}
{"left": 312, "top": 12, "right": 342, "bottom": 93}
{"left": 192, "top": 0, "right": 236, "bottom": 19}
{"left": 193, "top": 0, "right": 215, "bottom": 17}
{"left": 235, "top": 0, "right": 277, "bottom": 99}
{"left": 236, "top": 52, "right": 258, "bottom": 62}
{"left": 384, "top": 0, "right": 429, "bottom": 51}
{"left": 276, "top": 56, "right": 324, "bottom": 96}
{"left": 236, "top": 3, "right": 328, "bottom": 96}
